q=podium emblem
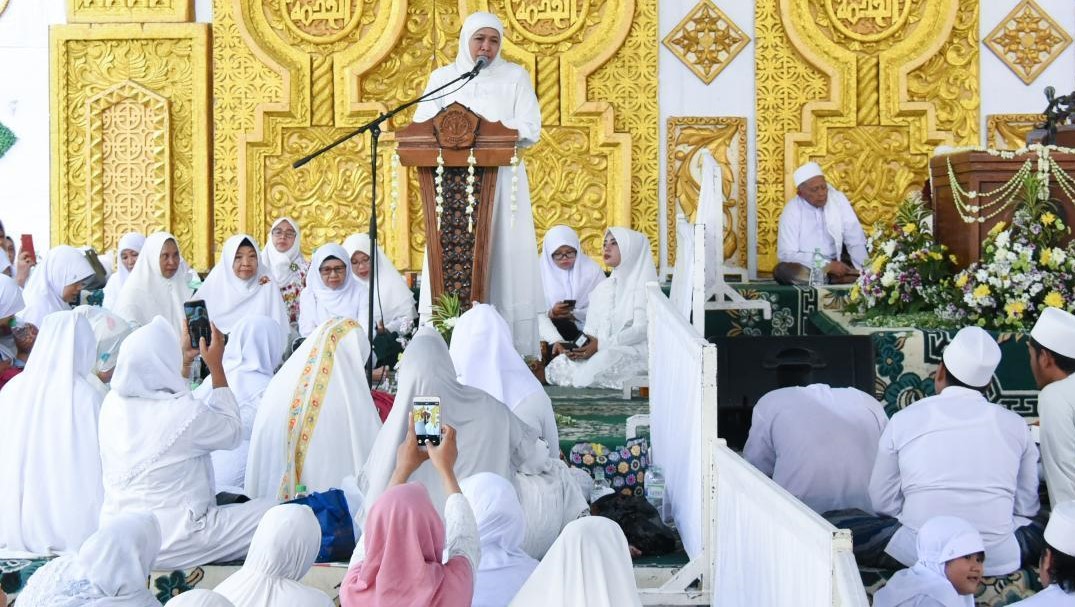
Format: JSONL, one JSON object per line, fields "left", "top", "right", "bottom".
{"left": 432, "top": 103, "right": 481, "bottom": 150}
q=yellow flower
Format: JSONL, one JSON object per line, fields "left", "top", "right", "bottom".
{"left": 988, "top": 221, "right": 1007, "bottom": 236}
{"left": 871, "top": 255, "right": 888, "bottom": 273}
{"left": 902, "top": 223, "right": 918, "bottom": 235}
{"left": 949, "top": 254, "right": 959, "bottom": 264}
{"left": 1041, "top": 248, "right": 1053, "bottom": 267}
{"left": 929, "top": 251, "right": 943, "bottom": 261}
{"left": 850, "top": 284, "right": 861, "bottom": 302}
{"left": 1042, "top": 212, "right": 1057, "bottom": 226}
{"left": 1045, "top": 291, "right": 1065, "bottom": 308}
{"left": 1004, "top": 301, "right": 1026, "bottom": 318}
{"left": 955, "top": 274, "right": 969, "bottom": 288}
{"left": 973, "top": 284, "right": 991, "bottom": 299}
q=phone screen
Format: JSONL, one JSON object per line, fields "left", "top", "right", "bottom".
{"left": 412, "top": 397, "right": 442, "bottom": 446}
{"left": 563, "top": 299, "right": 576, "bottom": 308}
{"left": 183, "top": 299, "right": 211, "bottom": 350}
{"left": 573, "top": 334, "right": 589, "bottom": 350}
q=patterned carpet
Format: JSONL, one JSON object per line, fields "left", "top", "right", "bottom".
{"left": 547, "top": 386, "right": 649, "bottom": 455}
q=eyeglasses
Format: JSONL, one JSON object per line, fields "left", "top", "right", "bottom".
{"left": 319, "top": 265, "right": 347, "bottom": 277}
{"left": 272, "top": 229, "right": 297, "bottom": 238}
{"left": 551, "top": 251, "right": 577, "bottom": 261}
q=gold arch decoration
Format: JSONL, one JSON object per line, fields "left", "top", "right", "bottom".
{"left": 755, "top": 0, "right": 979, "bottom": 272}
{"left": 987, "top": 113, "right": 1045, "bottom": 150}
{"left": 985, "top": 0, "right": 1071, "bottom": 86}
{"left": 666, "top": 117, "right": 748, "bottom": 267}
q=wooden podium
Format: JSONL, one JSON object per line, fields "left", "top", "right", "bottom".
{"left": 396, "top": 103, "right": 518, "bottom": 306}
{"left": 928, "top": 150, "right": 1075, "bottom": 268}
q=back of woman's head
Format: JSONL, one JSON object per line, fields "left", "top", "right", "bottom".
{"left": 244, "top": 504, "right": 322, "bottom": 580}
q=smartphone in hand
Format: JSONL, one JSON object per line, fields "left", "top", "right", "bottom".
{"left": 573, "top": 333, "right": 590, "bottom": 350}
{"left": 183, "top": 300, "right": 211, "bottom": 350}
{"left": 20, "top": 234, "right": 35, "bottom": 261}
{"left": 563, "top": 299, "right": 576, "bottom": 309}
{"left": 412, "top": 397, "right": 442, "bottom": 447}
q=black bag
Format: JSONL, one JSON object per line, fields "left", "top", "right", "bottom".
{"left": 591, "top": 493, "right": 678, "bottom": 556}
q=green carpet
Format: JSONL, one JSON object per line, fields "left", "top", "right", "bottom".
{"left": 547, "top": 386, "right": 649, "bottom": 455}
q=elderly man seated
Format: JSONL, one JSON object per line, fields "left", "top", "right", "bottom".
{"left": 774, "top": 161, "right": 867, "bottom": 285}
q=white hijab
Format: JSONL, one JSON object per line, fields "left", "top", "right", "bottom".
{"left": 166, "top": 590, "right": 234, "bottom": 607}
{"left": 215, "top": 504, "right": 334, "bottom": 607}
{"left": 449, "top": 303, "right": 543, "bottom": 410}
{"left": 342, "top": 232, "right": 416, "bottom": 327}
{"left": 604, "top": 227, "right": 658, "bottom": 335}
{"left": 0, "top": 272, "right": 23, "bottom": 318}
{"left": 360, "top": 327, "right": 540, "bottom": 520}
{"left": 112, "top": 232, "right": 194, "bottom": 339}
{"left": 873, "top": 516, "right": 983, "bottom": 607}
{"left": 14, "top": 512, "right": 163, "bottom": 607}
{"left": 297, "top": 243, "right": 366, "bottom": 337}
{"left": 0, "top": 311, "right": 103, "bottom": 555}
{"left": 18, "top": 245, "right": 93, "bottom": 327}
{"left": 102, "top": 232, "right": 145, "bottom": 310}
{"left": 194, "top": 315, "right": 284, "bottom": 405}
{"left": 197, "top": 234, "right": 289, "bottom": 344}
{"left": 540, "top": 226, "right": 605, "bottom": 318}
{"left": 454, "top": 12, "right": 508, "bottom": 75}
{"left": 510, "top": 516, "right": 641, "bottom": 607}
{"left": 73, "top": 305, "right": 135, "bottom": 374}
{"left": 460, "top": 473, "right": 538, "bottom": 607}
{"left": 261, "top": 217, "right": 306, "bottom": 285}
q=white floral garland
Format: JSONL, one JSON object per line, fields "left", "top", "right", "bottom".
{"left": 390, "top": 150, "right": 400, "bottom": 222}
{"left": 434, "top": 148, "right": 445, "bottom": 229}
{"left": 510, "top": 146, "right": 519, "bottom": 228}
{"left": 465, "top": 149, "right": 477, "bottom": 233}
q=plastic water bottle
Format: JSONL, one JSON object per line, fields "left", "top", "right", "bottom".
{"left": 591, "top": 468, "right": 613, "bottom": 502}
{"left": 646, "top": 465, "right": 666, "bottom": 518}
{"left": 810, "top": 248, "right": 826, "bottom": 286}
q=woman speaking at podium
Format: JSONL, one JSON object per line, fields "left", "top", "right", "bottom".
{"left": 413, "top": 11, "right": 545, "bottom": 358}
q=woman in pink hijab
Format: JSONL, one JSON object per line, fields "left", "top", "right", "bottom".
{"left": 340, "top": 424, "right": 478, "bottom": 607}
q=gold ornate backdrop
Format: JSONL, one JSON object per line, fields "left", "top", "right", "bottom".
{"left": 755, "top": 0, "right": 980, "bottom": 272}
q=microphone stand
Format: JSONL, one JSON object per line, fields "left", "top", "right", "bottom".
{"left": 292, "top": 63, "right": 483, "bottom": 386}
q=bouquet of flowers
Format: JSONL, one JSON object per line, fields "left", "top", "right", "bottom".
{"left": 848, "top": 193, "right": 957, "bottom": 317}
{"left": 430, "top": 293, "right": 463, "bottom": 344}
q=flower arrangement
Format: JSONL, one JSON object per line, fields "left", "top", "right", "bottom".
{"left": 848, "top": 193, "right": 957, "bottom": 317}
{"left": 430, "top": 293, "right": 463, "bottom": 344}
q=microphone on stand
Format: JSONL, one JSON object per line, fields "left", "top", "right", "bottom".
{"left": 469, "top": 55, "right": 490, "bottom": 78}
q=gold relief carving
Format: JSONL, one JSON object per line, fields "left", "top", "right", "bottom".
{"left": 505, "top": 0, "right": 589, "bottom": 44}
{"left": 754, "top": 0, "right": 978, "bottom": 271}
{"left": 662, "top": 0, "right": 749, "bottom": 85}
{"left": 51, "top": 24, "right": 211, "bottom": 268}
{"left": 280, "top": 0, "right": 362, "bottom": 44}
{"left": 68, "top": 0, "right": 192, "bottom": 23}
{"left": 86, "top": 81, "right": 171, "bottom": 252}
{"left": 666, "top": 117, "right": 748, "bottom": 267}
{"left": 985, "top": 0, "right": 1072, "bottom": 85}
{"left": 987, "top": 113, "right": 1045, "bottom": 150}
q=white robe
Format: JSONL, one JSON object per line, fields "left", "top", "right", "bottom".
{"left": 245, "top": 317, "right": 382, "bottom": 500}
{"left": 343, "top": 233, "right": 417, "bottom": 334}
{"left": 0, "top": 273, "right": 25, "bottom": 360}
{"left": 98, "top": 317, "right": 273, "bottom": 570}
{"left": 414, "top": 12, "right": 545, "bottom": 358}
{"left": 1010, "top": 586, "right": 1075, "bottom": 606}
{"left": 112, "top": 232, "right": 194, "bottom": 340}
{"left": 166, "top": 590, "right": 235, "bottom": 607}
{"left": 102, "top": 232, "right": 146, "bottom": 310}
{"left": 538, "top": 225, "right": 606, "bottom": 343}
{"left": 872, "top": 515, "right": 982, "bottom": 607}
{"left": 460, "top": 473, "right": 538, "bottom": 607}
{"left": 776, "top": 189, "right": 868, "bottom": 269}
{"left": 17, "top": 245, "right": 93, "bottom": 327}
{"left": 1037, "top": 374, "right": 1075, "bottom": 507}
{"left": 546, "top": 227, "right": 657, "bottom": 389}
{"left": 0, "top": 312, "right": 103, "bottom": 555}
{"left": 869, "top": 386, "right": 1040, "bottom": 576}
{"left": 195, "top": 234, "right": 289, "bottom": 346}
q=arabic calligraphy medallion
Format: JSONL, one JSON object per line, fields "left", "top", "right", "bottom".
{"left": 280, "top": 0, "right": 363, "bottom": 44}
{"left": 506, "top": 0, "right": 591, "bottom": 44}
{"left": 824, "top": 0, "right": 912, "bottom": 43}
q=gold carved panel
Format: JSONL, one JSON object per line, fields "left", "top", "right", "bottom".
{"left": 754, "top": 0, "right": 979, "bottom": 272}
{"left": 987, "top": 113, "right": 1045, "bottom": 150}
{"left": 51, "top": 24, "right": 212, "bottom": 267}
{"left": 662, "top": 0, "right": 749, "bottom": 85}
{"left": 666, "top": 117, "right": 748, "bottom": 267}
{"left": 985, "top": 0, "right": 1071, "bottom": 85}
{"left": 68, "top": 0, "right": 193, "bottom": 23}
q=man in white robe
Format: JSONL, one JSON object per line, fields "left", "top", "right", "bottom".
{"left": 774, "top": 161, "right": 867, "bottom": 285}
{"left": 867, "top": 327, "right": 1041, "bottom": 575}
{"left": 1010, "top": 500, "right": 1075, "bottom": 606}
{"left": 1028, "top": 307, "right": 1075, "bottom": 506}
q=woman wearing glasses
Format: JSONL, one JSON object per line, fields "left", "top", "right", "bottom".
{"left": 297, "top": 243, "right": 366, "bottom": 338}
{"left": 261, "top": 218, "right": 308, "bottom": 333}
{"left": 538, "top": 226, "right": 606, "bottom": 352}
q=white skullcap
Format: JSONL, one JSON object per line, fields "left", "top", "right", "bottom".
{"left": 793, "top": 162, "right": 824, "bottom": 187}
{"left": 942, "top": 326, "right": 1001, "bottom": 388}
{"left": 1031, "top": 307, "right": 1075, "bottom": 359}
{"left": 1046, "top": 500, "right": 1075, "bottom": 556}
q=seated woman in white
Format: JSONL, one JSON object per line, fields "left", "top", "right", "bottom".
{"left": 343, "top": 232, "right": 416, "bottom": 334}
{"left": 0, "top": 273, "right": 24, "bottom": 361}
{"left": 450, "top": 303, "right": 559, "bottom": 458}
{"left": 460, "top": 472, "right": 539, "bottom": 607}
{"left": 113, "top": 231, "right": 194, "bottom": 340}
{"left": 0, "top": 312, "right": 104, "bottom": 556}
{"left": 246, "top": 316, "right": 382, "bottom": 500}
{"left": 538, "top": 225, "right": 606, "bottom": 347}
{"left": 102, "top": 231, "right": 145, "bottom": 310}
{"left": 510, "top": 516, "right": 642, "bottom": 607}
{"left": 261, "top": 217, "right": 308, "bottom": 335}
{"left": 98, "top": 317, "right": 274, "bottom": 570}
{"left": 297, "top": 244, "right": 365, "bottom": 338}
{"left": 215, "top": 504, "right": 334, "bottom": 607}
{"left": 73, "top": 304, "right": 136, "bottom": 389}
{"left": 545, "top": 227, "right": 656, "bottom": 389}
{"left": 193, "top": 315, "right": 285, "bottom": 494}
{"left": 17, "top": 245, "right": 94, "bottom": 327}
{"left": 873, "top": 515, "right": 984, "bottom": 607}
{"left": 196, "top": 234, "right": 289, "bottom": 346}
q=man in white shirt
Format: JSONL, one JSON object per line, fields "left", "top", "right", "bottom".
{"left": 774, "top": 162, "right": 867, "bottom": 285}
{"left": 1029, "top": 307, "right": 1075, "bottom": 507}
{"left": 744, "top": 361, "right": 887, "bottom": 515}
{"left": 1010, "top": 500, "right": 1075, "bottom": 606}
{"left": 867, "top": 327, "right": 1041, "bottom": 576}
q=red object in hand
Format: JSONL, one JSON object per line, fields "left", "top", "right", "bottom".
{"left": 371, "top": 390, "right": 394, "bottom": 423}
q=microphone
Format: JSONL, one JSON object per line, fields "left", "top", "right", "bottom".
{"left": 469, "top": 56, "right": 489, "bottom": 78}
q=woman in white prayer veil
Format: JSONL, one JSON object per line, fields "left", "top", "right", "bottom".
{"left": 102, "top": 231, "right": 145, "bottom": 310}
{"left": 112, "top": 231, "right": 194, "bottom": 340}
{"left": 98, "top": 317, "right": 274, "bottom": 570}
{"left": 193, "top": 315, "right": 285, "bottom": 493}
{"left": 0, "top": 273, "right": 25, "bottom": 360}
{"left": 510, "top": 516, "right": 642, "bottom": 607}
{"left": 414, "top": 11, "right": 546, "bottom": 358}
{"left": 15, "top": 512, "right": 164, "bottom": 607}
{"left": 297, "top": 244, "right": 366, "bottom": 338}
{"left": 167, "top": 590, "right": 235, "bottom": 607}
{"left": 17, "top": 245, "right": 93, "bottom": 327}
{"left": 343, "top": 232, "right": 416, "bottom": 334}
{"left": 449, "top": 303, "right": 559, "bottom": 458}
{"left": 261, "top": 217, "right": 308, "bottom": 330}
{"left": 873, "top": 515, "right": 984, "bottom": 607}
{"left": 0, "top": 312, "right": 103, "bottom": 556}
{"left": 460, "top": 473, "right": 539, "bottom": 607}
{"left": 215, "top": 504, "right": 334, "bottom": 607}
{"left": 546, "top": 227, "right": 657, "bottom": 389}
{"left": 245, "top": 317, "right": 382, "bottom": 500}
{"left": 538, "top": 225, "right": 606, "bottom": 345}
{"left": 196, "top": 234, "right": 290, "bottom": 345}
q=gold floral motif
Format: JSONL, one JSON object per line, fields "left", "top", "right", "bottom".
{"left": 666, "top": 117, "right": 748, "bottom": 267}
{"left": 662, "top": 0, "right": 749, "bottom": 85}
{"left": 985, "top": 0, "right": 1072, "bottom": 85}
{"left": 68, "top": 0, "right": 191, "bottom": 23}
{"left": 987, "top": 114, "right": 1045, "bottom": 150}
